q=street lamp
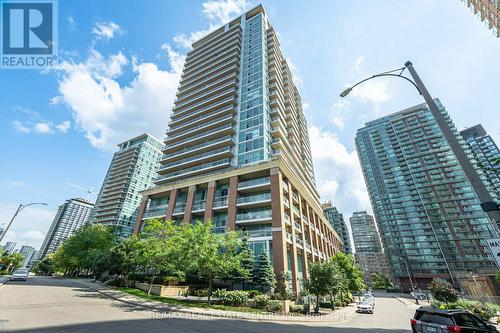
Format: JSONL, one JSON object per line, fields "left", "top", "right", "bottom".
{"left": 0, "top": 202, "right": 48, "bottom": 243}
{"left": 340, "top": 61, "right": 500, "bottom": 227}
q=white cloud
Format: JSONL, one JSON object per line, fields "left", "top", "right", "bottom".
{"left": 34, "top": 122, "right": 52, "bottom": 134}
{"left": 67, "top": 16, "right": 76, "bottom": 29}
{"left": 352, "top": 55, "right": 365, "bottom": 73}
{"left": 4, "top": 181, "right": 25, "bottom": 188}
{"left": 92, "top": 22, "right": 122, "bottom": 40}
{"left": 202, "top": 0, "right": 248, "bottom": 24}
{"left": 309, "top": 126, "right": 371, "bottom": 217}
{"left": 56, "top": 120, "right": 71, "bottom": 133}
{"left": 350, "top": 79, "right": 391, "bottom": 104}
{"left": 13, "top": 120, "right": 30, "bottom": 133}
{"left": 53, "top": 46, "right": 184, "bottom": 150}
{"left": 329, "top": 99, "right": 351, "bottom": 129}
{"left": 0, "top": 203, "right": 56, "bottom": 250}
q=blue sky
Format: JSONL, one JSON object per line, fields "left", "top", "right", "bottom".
{"left": 1, "top": 0, "right": 499, "bottom": 250}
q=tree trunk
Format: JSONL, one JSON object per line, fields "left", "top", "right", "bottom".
{"left": 315, "top": 295, "right": 320, "bottom": 313}
{"left": 330, "top": 293, "right": 335, "bottom": 310}
{"left": 148, "top": 275, "right": 156, "bottom": 295}
{"left": 207, "top": 274, "right": 213, "bottom": 306}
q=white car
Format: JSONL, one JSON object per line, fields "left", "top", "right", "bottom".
{"left": 10, "top": 269, "right": 28, "bottom": 281}
{"left": 357, "top": 300, "right": 374, "bottom": 314}
{"left": 363, "top": 295, "right": 375, "bottom": 307}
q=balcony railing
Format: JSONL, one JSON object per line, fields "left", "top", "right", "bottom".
{"left": 192, "top": 200, "right": 206, "bottom": 211}
{"left": 157, "top": 159, "right": 231, "bottom": 182}
{"left": 236, "top": 209, "right": 272, "bottom": 222}
{"left": 166, "top": 115, "right": 233, "bottom": 141}
{"left": 244, "top": 227, "right": 272, "bottom": 238}
{"left": 213, "top": 196, "right": 229, "bottom": 207}
{"left": 295, "top": 236, "right": 303, "bottom": 247}
{"left": 281, "top": 181, "right": 288, "bottom": 192}
{"left": 294, "top": 221, "right": 302, "bottom": 232}
{"left": 159, "top": 147, "right": 232, "bottom": 171}
{"left": 161, "top": 135, "right": 232, "bottom": 161}
{"left": 292, "top": 192, "right": 299, "bottom": 202}
{"left": 143, "top": 206, "right": 168, "bottom": 219}
{"left": 237, "top": 192, "right": 271, "bottom": 204}
{"left": 237, "top": 177, "right": 270, "bottom": 189}
{"left": 292, "top": 205, "right": 300, "bottom": 216}
{"left": 173, "top": 203, "right": 186, "bottom": 214}
{"left": 164, "top": 124, "right": 233, "bottom": 149}
{"left": 283, "top": 214, "right": 291, "bottom": 225}
{"left": 283, "top": 196, "right": 289, "bottom": 207}
{"left": 286, "top": 232, "right": 293, "bottom": 242}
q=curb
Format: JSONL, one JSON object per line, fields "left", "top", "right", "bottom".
{"left": 75, "top": 280, "right": 357, "bottom": 324}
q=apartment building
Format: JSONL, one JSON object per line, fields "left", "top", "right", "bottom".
{"left": 38, "top": 198, "right": 93, "bottom": 259}
{"left": 462, "top": 0, "right": 500, "bottom": 37}
{"left": 133, "top": 5, "right": 342, "bottom": 294}
{"left": 322, "top": 202, "right": 352, "bottom": 254}
{"left": 91, "top": 133, "right": 164, "bottom": 237}
{"left": 355, "top": 100, "right": 498, "bottom": 290}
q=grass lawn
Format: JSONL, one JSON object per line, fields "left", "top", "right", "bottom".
{"left": 118, "top": 287, "right": 267, "bottom": 314}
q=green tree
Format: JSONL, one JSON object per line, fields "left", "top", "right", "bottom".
{"left": 32, "top": 256, "right": 55, "bottom": 276}
{"left": 0, "top": 252, "right": 24, "bottom": 273}
{"left": 52, "top": 224, "right": 116, "bottom": 276}
{"left": 230, "top": 237, "right": 254, "bottom": 289}
{"left": 429, "top": 278, "right": 458, "bottom": 306}
{"left": 331, "top": 252, "right": 365, "bottom": 300}
{"left": 138, "top": 219, "right": 180, "bottom": 295}
{"left": 371, "top": 272, "right": 393, "bottom": 291}
{"left": 495, "top": 271, "right": 500, "bottom": 284}
{"left": 304, "top": 260, "right": 339, "bottom": 313}
{"left": 253, "top": 251, "right": 276, "bottom": 293}
{"left": 175, "top": 220, "right": 251, "bottom": 305}
{"left": 275, "top": 271, "right": 292, "bottom": 300}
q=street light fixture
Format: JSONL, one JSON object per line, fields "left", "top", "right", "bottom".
{"left": 0, "top": 202, "right": 48, "bottom": 243}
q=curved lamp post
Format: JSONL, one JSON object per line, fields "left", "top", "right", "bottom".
{"left": 0, "top": 202, "right": 48, "bottom": 243}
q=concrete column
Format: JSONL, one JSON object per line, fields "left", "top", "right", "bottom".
{"left": 305, "top": 203, "right": 316, "bottom": 262}
{"left": 204, "top": 180, "right": 216, "bottom": 221}
{"left": 298, "top": 196, "right": 308, "bottom": 280}
{"left": 270, "top": 168, "right": 287, "bottom": 278}
{"left": 226, "top": 176, "right": 238, "bottom": 230}
{"left": 165, "top": 188, "right": 178, "bottom": 220}
{"left": 132, "top": 196, "right": 148, "bottom": 235}
{"left": 183, "top": 185, "right": 196, "bottom": 224}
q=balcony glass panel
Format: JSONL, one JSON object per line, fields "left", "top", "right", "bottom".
{"left": 237, "top": 192, "right": 271, "bottom": 204}
{"left": 237, "top": 176, "right": 270, "bottom": 189}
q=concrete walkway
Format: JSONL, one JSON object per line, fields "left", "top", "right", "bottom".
{"left": 76, "top": 279, "right": 357, "bottom": 323}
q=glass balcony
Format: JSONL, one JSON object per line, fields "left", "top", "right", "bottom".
{"left": 292, "top": 205, "right": 300, "bottom": 216}
{"left": 157, "top": 159, "right": 231, "bottom": 182}
{"left": 159, "top": 147, "right": 232, "bottom": 171}
{"left": 237, "top": 192, "right": 271, "bottom": 205}
{"left": 294, "top": 221, "right": 302, "bottom": 232}
{"left": 213, "top": 196, "right": 229, "bottom": 208}
{"left": 164, "top": 124, "right": 233, "bottom": 149}
{"left": 170, "top": 96, "right": 235, "bottom": 126}
{"left": 292, "top": 192, "right": 299, "bottom": 202}
{"left": 281, "top": 181, "right": 288, "bottom": 192}
{"left": 173, "top": 203, "right": 186, "bottom": 215}
{"left": 192, "top": 200, "right": 206, "bottom": 211}
{"left": 305, "top": 242, "right": 312, "bottom": 252}
{"left": 295, "top": 236, "right": 303, "bottom": 247}
{"left": 143, "top": 206, "right": 168, "bottom": 219}
{"left": 166, "top": 115, "right": 233, "bottom": 142}
{"left": 283, "top": 196, "right": 289, "bottom": 207}
{"left": 161, "top": 135, "right": 233, "bottom": 161}
{"left": 236, "top": 209, "right": 272, "bottom": 222}
{"left": 283, "top": 214, "right": 291, "bottom": 225}
{"left": 286, "top": 232, "right": 293, "bottom": 243}
{"left": 243, "top": 227, "right": 272, "bottom": 238}
{"left": 237, "top": 177, "right": 270, "bottom": 189}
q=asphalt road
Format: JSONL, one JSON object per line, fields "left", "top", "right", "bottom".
{"left": 0, "top": 276, "right": 415, "bottom": 333}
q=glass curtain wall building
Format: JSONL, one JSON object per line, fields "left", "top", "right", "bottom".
{"left": 134, "top": 5, "right": 342, "bottom": 294}
{"left": 322, "top": 202, "right": 352, "bottom": 254}
{"left": 91, "top": 133, "right": 164, "bottom": 237}
{"left": 355, "top": 100, "right": 498, "bottom": 289}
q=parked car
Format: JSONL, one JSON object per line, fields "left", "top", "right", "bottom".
{"left": 10, "top": 269, "right": 28, "bottom": 281}
{"left": 363, "top": 294, "right": 375, "bottom": 307}
{"left": 357, "top": 300, "right": 374, "bottom": 314}
{"left": 411, "top": 307, "right": 498, "bottom": 333}
{"left": 411, "top": 290, "right": 428, "bottom": 300}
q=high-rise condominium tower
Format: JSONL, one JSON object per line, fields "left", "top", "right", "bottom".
{"left": 38, "top": 198, "right": 94, "bottom": 259}
{"left": 322, "top": 202, "right": 352, "bottom": 254}
{"left": 462, "top": 0, "right": 500, "bottom": 38}
{"left": 350, "top": 211, "right": 391, "bottom": 284}
{"left": 91, "top": 133, "right": 164, "bottom": 237}
{"left": 460, "top": 124, "right": 500, "bottom": 204}
{"left": 134, "top": 5, "right": 342, "bottom": 294}
{"left": 356, "top": 100, "right": 498, "bottom": 290}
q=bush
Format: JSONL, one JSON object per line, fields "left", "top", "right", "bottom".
{"left": 213, "top": 289, "right": 249, "bottom": 307}
{"left": 195, "top": 288, "right": 209, "bottom": 298}
{"left": 470, "top": 303, "right": 495, "bottom": 321}
{"left": 247, "top": 290, "right": 261, "bottom": 298}
{"left": 429, "top": 279, "right": 458, "bottom": 304}
{"left": 160, "top": 276, "right": 179, "bottom": 286}
{"left": 267, "top": 300, "right": 283, "bottom": 312}
{"left": 254, "top": 294, "right": 270, "bottom": 308}
{"left": 432, "top": 299, "right": 497, "bottom": 321}
{"left": 289, "top": 304, "right": 304, "bottom": 314}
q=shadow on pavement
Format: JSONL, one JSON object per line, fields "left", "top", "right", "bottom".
{"left": 0, "top": 317, "right": 412, "bottom": 333}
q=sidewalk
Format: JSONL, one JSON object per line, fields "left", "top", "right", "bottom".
{"left": 0, "top": 276, "right": 9, "bottom": 286}
{"left": 393, "top": 296, "right": 428, "bottom": 309}
{"left": 76, "top": 279, "right": 357, "bottom": 323}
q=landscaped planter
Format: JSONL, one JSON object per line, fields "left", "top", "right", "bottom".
{"left": 135, "top": 282, "right": 189, "bottom": 297}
